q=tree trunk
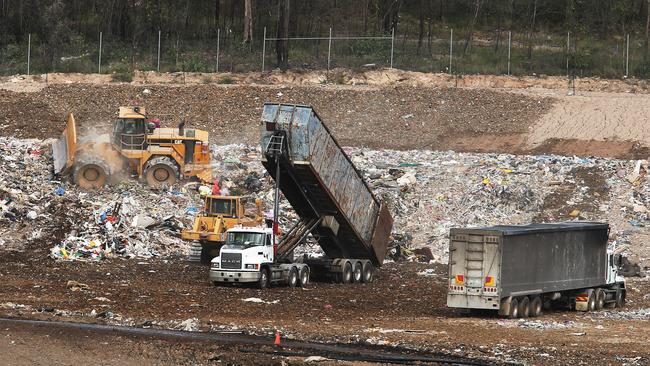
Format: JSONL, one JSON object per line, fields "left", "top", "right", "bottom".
{"left": 276, "top": 0, "right": 290, "bottom": 70}
{"left": 463, "top": 0, "right": 481, "bottom": 55}
{"left": 417, "top": 0, "right": 425, "bottom": 55}
{"left": 646, "top": 0, "right": 650, "bottom": 58}
{"left": 244, "top": 0, "right": 252, "bottom": 43}
{"left": 527, "top": 0, "right": 537, "bottom": 60}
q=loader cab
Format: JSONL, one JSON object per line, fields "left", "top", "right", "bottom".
{"left": 205, "top": 196, "right": 243, "bottom": 218}
{"left": 112, "top": 106, "right": 148, "bottom": 150}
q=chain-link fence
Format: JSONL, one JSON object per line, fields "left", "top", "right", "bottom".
{"left": 2, "top": 27, "right": 650, "bottom": 79}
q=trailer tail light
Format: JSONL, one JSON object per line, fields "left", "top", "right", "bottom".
{"left": 455, "top": 274, "right": 465, "bottom": 285}
{"left": 484, "top": 276, "right": 495, "bottom": 286}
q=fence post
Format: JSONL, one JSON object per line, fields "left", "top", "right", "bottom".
{"left": 390, "top": 28, "right": 395, "bottom": 68}
{"left": 626, "top": 34, "right": 630, "bottom": 77}
{"left": 566, "top": 31, "right": 570, "bottom": 77}
{"left": 157, "top": 30, "right": 161, "bottom": 72}
{"left": 327, "top": 28, "right": 332, "bottom": 71}
{"left": 449, "top": 29, "right": 453, "bottom": 75}
{"left": 216, "top": 28, "right": 220, "bottom": 72}
{"left": 262, "top": 27, "right": 266, "bottom": 73}
{"left": 27, "top": 33, "right": 31, "bottom": 75}
{"left": 507, "top": 31, "right": 511, "bottom": 75}
{"left": 98, "top": 31, "right": 103, "bottom": 74}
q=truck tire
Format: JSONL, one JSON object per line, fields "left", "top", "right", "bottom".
{"left": 518, "top": 296, "right": 530, "bottom": 318}
{"left": 353, "top": 262, "right": 363, "bottom": 283}
{"left": 587, "top": 291, "right": 597, "bottom": 311}
{"left": 188, "top": 242, "right": 202, "bottom": 262}
{"left": 595, "top": 288, "right": 605, "bottom": 310}
{"left": 74, "top": 157, "right": 110, "bottom": 189}
{"left": 299, "top": 267, "right": 310, "bottom": 287}
{"left": 362, "top": 262, "right": 374, "bottom": 283}
{"left": 258, "top": 268, "right": 270, "bottom": 289}
{"left": 508, "top": 298, "right": 519, "bottom": 319}
{"left": 530, "top": 296, "right": 543, "bottom": 317}
{"left": 341, "top": 262, "right": 353, "bottom": 284}
{"left": 144, "top": 156, "right": 179, "bottom": 188}
{"left": 288, "top": 267, "right": 299, "bottom": 288}
{"left": 615, "top": 289, "right": 626, "bottom": 308}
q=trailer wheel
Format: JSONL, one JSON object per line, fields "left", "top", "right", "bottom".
{"left": 518, "top": 296, "right": 530, "bottom": 318}
{"left": 341, "top": 262, "right": 353, "bottom": 284}
{"left": 530, "top": 296, "right": 543, "bottom": 317}
{"left": 595, "top": 289, "right": 605, "bottom": 310}
{"left": 362, "top": 262, "right": 374, "bottom": 283}
{"left": 258, "top": 268, "right": 270, "bottom": 289}
{"left": 353, "top": 262, "right": 363, "bottom": 283}
{"left": 299, "top": 267, "right": 310, "bottom": 287}
{"left": 615, "top": 289, "right": 626, "bottom": 308}
{"left": 288, "top": 267, "right": 299, "bottom": 288}
{"left": 587, "top": 291, "right": 597, "bottom": 311}
{"left": 508, "top": 298, "right": 519, "bottom": 319}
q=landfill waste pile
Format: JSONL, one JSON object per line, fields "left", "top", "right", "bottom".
{"left": 2, "top": 136, "right": 650, "bottom": 269}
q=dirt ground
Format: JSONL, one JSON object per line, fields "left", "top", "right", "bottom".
{"left": 2, "top": 70, "right": 649, "bottom": 158}
{"left": 1, "top": 245, "right": 650, "bottom": 365}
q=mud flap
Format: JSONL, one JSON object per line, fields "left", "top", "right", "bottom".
{"left": 499, "top": 297, "right": 512, "bottom": 316}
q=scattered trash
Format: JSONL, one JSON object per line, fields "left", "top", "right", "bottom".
{"left": 241, "top": 297, "right": 279, "bottom": 305}
{"left": 66, "top": 280, "right": 90, "bottom": 292}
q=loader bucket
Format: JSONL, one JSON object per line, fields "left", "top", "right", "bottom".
{"left": 52, "top": 113, "right": 78, "bottom": 174}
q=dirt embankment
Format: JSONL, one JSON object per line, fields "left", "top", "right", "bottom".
{"left": 0, "top": 83, "right": 553, "bottom": 152}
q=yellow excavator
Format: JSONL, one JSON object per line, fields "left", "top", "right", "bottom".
{"left": 183, "top": 195, "right": 264, "bottom": 262}
{"left": 52, "top": 106, "right": 211, "bottom": 188}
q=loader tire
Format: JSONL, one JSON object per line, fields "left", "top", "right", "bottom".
{"left": 188, "top": 242, "right": 203, "bottom": 262}
{"left": 144, "top": 156, "right": 179, "bottom": 188}
{"left": 74, "top": 157, "right": 110, "bottom": 189}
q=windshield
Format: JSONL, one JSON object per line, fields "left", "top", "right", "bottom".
{"left": 226, "top": 232, "right": 265, "bottom": 248}
{"left": 208, "top": 198, "right": 233, "bottom": 216}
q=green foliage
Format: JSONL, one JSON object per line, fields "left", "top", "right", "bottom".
{"left": 217, "top": 76, "right": 234, "bottom": 84}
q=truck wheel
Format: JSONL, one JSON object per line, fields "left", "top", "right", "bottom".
{"left": 518, "top": 297, "right": 530, "bottom": 318}
{"left": 258, "top": 268, "right": 270, "bottom": 289}
{"left": 615, "top": 289, "right": 626, "bottom": 308}
{"left": 144, "top": 156, "right": 179, "bottom": 188}
{"left": 288, "top": 267, "right": 299, "bottom": 288}
{"left": 362, "top": 262, "right": 374, "bottom": 283}
{"left": 353, "top": 262, "right": 363, "bottom": 283}
{"left": 341, "top": 262, "right": 353, "bottom": 284}
{"left": 595, "top": 289, "right": 605, "bottom": 310}
{"left": 530, "top": 296, "right": 543, "bottom": 317}
{"left": 299, "top": 267, "right": 310, "bottom": 287}
{"left": 508, "top": 298, "right": 519, "bottom": 319}
{"left": 587, "top": 291, "right": 597, "bottom": 311}
{"left": 74, "top": 159, "right": 110, "bottom": 189}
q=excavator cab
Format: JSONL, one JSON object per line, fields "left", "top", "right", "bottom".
{"left": 112, "top": 107, "right": 148, "bottom": 151}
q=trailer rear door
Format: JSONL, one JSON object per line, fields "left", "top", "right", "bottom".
{"left": 447, "top": 231, "right": 501, "bottom": 310}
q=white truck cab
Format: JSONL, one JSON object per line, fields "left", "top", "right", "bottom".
{"left": 209, "top": 226, "right": 309, "bottom": 288}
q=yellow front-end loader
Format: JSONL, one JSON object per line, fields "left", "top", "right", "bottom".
{"left": 183, "top": 195, "right": 264, "bottom": 262}
{"left": 52, "top": 106, "right": 212, "bottom": 189}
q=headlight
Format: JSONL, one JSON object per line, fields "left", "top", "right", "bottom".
{"left": 211, "top": 262, "right": 220, "bottom": 269}
{"left": 245, "top": 264, "right": 259, "bottom": 270}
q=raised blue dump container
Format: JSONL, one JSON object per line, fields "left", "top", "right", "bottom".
{"left": 261, "top": 103, "right": 393, "bottom": 266}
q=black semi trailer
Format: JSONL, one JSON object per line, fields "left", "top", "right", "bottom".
{"left": 446, "top": 222, "right": 626, "bottom": 318}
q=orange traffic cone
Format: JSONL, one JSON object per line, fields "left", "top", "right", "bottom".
{"left": 274, "top": 331, "right": 281, "bottom": 346}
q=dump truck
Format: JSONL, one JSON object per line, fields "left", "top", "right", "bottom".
{"left": 183, "top": 195, "right": 264, "bottom": 262}
{"left": 447, "top": 222, "right": 626, "bottom": 318}
{"left": 209, "top": 103, "right": 393, "bottom": 287}
{"left": 52, "top": 106, "right": 211, "bottom": 189}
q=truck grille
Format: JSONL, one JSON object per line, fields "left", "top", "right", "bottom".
{"left": 221, "top": 253, "right": 242, "bottom": 269}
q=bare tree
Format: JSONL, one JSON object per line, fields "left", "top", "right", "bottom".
{"left": 463, "top": 0, "right": 481, "bottom": 55}
{"left": 244, "top": 0, "right": 252, "bottom": 44}
{"left": 276, "top": 0, "right": 290, "bottom": 70}
{"left": 527, "top": 0, "right": 538, "bottom": 60}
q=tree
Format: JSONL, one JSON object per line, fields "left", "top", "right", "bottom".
{"left": 244, "top": 0, "right": 252, "bottom": 44}
{"left": 276, "top": 0, "right": 290, "bottom": 70}
{"left": 464, "top": 0, "right": 482, "bottom": 54}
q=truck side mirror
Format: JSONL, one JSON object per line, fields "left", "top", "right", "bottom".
{"left": 147, "top": 122, "right": 155, "bottom": 133}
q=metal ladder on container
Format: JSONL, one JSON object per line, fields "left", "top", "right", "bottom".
{"left": 464, "top": 238, "right": 485, "bottom": 293}
{"left": 266, "top": 134, "right": 285, "bottom": 157}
